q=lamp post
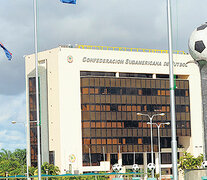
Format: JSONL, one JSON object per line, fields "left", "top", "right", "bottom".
{"left": 147, "top": 122, "right": 170, "bottom": 180}
{"left": 11, "top": 121, "right": 29, "bottom": 180}
{"left": 137, "top": 113, "right": 165, "bottom": 178}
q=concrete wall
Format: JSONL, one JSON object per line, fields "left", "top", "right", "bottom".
{"left": 184, "top": 169, "right": 207, "bottom": 180}
{"left": 25, "top": 48, "right": 61, "bottom": 168}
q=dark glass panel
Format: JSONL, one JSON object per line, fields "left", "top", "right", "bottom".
{"left": 161, "top": 153, "right": 172, "bottom": 164}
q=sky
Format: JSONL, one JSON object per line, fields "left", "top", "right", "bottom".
{"left": 0, "top": 0, "right": 206, "bottom": 151}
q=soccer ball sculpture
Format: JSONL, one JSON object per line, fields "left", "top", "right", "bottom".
{"left": 189, "top": 22, "right": 207, "bottom": 61}
{"left": 132, "top": 164, "right": 140, "bottom": 172}
{"left": 112, "top": 164, "right": 123, "bottom": 172}
{"left": 147, "top": 163, "right": 155, "bottom": 171}
{"left": 202, "top": 161, "right": 207, "bottom": 168}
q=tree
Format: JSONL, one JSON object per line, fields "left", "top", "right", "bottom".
{"left": 0, "top": 148, "right": 27, "bottom": 176}
{"left": 0, "top": 149, "right": 61, "bottom": 177}
{"left": 0, "top": 159, "right": 22, "bottom": 176}
{"left": 29, "top": 166, "right": 37, "bottom": 176}
{"left": 41, "top": 162, "right": 60, "bottom": 175}
{"left": 33, "top": 162, "right": 60, "bottom": 180}
{"left": 0, "top": 149, "right": 12, "bottom": 161}
{"left": 178, "top": 152, "right": 203, "bottom": 171}
{"left": 12, "top": 149, "right": 26, "bottom": 166}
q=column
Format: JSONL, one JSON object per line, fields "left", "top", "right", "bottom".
{"left": 155, "top": 152, "right": 159, "bottom": 174}
{"left": 107, "top": 153, "right": 110, "bottom": 163}
{"left": 143, "top": 152, "right": 147, "bottom": 180}
{"left": 118, "top": 153, "right": 122, "bottom": 165}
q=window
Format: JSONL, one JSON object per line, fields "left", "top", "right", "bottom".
{"left": 147, "top": 153, "right": 155, "bottom": 164}
{"left": 107, "top": 87, "right": 120, "bottom": 95}
{"left": 142, "top": 88, "right": 152, "bottom": 96}
{"left": 80, "top": 71, "right": 116, "bottom": 77}
{"left": 124, "top": 121, "right": 138, "bottom": 128}
{"left": 176, "top": 105, "right": 188, "bottom": 112}
{"left": 122, "top": 154, "right": 134, "bottom": 165}
{"left": 82, "top": 122, "right": 90, "bottom": 128}
{"left": 126, "top": 137, "right": 138, "bottom": 144}
{"left": 82, "top": 88, "right": 89, "bottom": 94}
{"left": 119, "top": 73, "right": 152, "bottom": 78}
{"left": 110, "top": 154, "right": 118, "bottom": 165}
{"left": 175, "top": 89, "right": 186, "bottom": 96}
{"left": 29, "top": 77, "right": 36, "bottom": 92}
{"left": 161, "top": 153, "right": 172, "bottom": 164}
{"left": 161, "top": 137, "right": 171, "bottom": 148}
{"left": 143, "top": 137, "right": 150, "bottom": 145}
{"left": 49, "top": 151, "right": 55, "bottom": 165}
{"left": 126, "top": 88, "right": 137, "bottom": 95}
{"left": 110, "top": 104, "right": 118, "bottom": 111}
{"left": 156, "top": 74, "right": 169, "bottom": 79}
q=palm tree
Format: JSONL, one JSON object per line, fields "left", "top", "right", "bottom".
{"left": 41, "top": 162, "right": 60, "bottom": 175}
{"left": 0, "top": 149, "right": 26, "bottom": 176}
{"left": 12, "top": 149, "right": 26, "bottom": 165}
{"left": 0, "top": 149, "right": 12, "bottom": 161}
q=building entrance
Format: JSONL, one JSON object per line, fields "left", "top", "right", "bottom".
{"left": 110, "top": 154, "right": 118, "bottom": 166}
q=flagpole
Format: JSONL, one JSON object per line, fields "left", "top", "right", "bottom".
{"left": 166, "top": 0, "right": 178, "bottom": 179}
{"left": 33, "top": 0, "right": 41, "bottom": 179}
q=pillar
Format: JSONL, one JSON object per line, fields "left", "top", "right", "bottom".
{"left": 155, "top": 152, "right": 159, "bottom": 174}
{"left": 143, "top": 152, "right": 147, "bottom": 180}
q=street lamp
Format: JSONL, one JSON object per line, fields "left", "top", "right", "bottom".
{"left": 11, "top": 121, "right": 29, "bottom": 180}
{"left": 147, "top": 122, "right": 170, "bottom": 180}
{"left": 137, "top": 113, "right": 165, "bottom": 178}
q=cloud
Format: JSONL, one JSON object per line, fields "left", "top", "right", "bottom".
{"left": 0, "top": 129, "right": 26, "bottom": 151}
{"left": 0, "top": 93, "right": 26, "bottom": 123}
{"left": 0, "top": 0, "right": 206, "bottom": 96}
{"left": 0, "top": 93, "right": 26, "bottom": 150}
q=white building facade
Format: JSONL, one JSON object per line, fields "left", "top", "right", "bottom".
{"left": 25, "top": 45, "right": 204, "bottom": 176}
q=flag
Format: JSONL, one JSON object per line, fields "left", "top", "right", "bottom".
{"left": 60, "top": 0, "right": 76, "bottom": 4}
{"left": 0, "top": 42, "right": 12, "bottom": 60}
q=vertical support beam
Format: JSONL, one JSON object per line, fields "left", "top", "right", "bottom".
{"left": 107, "top": 154, "right": 110, "bottom": 163}
{"left": 118, "top": 153, "right": 122, "bottom": 165}
{"left": 39, "top": 63, "right": 49, "bottom": 164}
{"left": 155, "top": 153, "right": 159, "bottom": 174}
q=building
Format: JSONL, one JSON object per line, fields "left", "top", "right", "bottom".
{"left": 25, "top": 45, "right": 204, "bottom": 176}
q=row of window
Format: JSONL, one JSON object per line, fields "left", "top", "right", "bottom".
{"left": 81, "top": 71, "right": 181, "bottom": 80}
{"left": 83, "top": 144, "right": 161, "bottom": 154}
{"left": 83, "top": 137, "right": 171, "bottom": 146}
{"left": 82, "top": 128, "right": 191, "bottom": 138}
{"left": 29, "top": 78, "right": 38, "bottom": 167}
{"left": 80, "top": 71, "right": 155, "bottom": 79}
{"left": 81, "top": 95, "right": 190, "bottom": 105}
{"left": 81, "top": 71, "right": 116, "bottom": 77}
{"left": 81, "top": 87, "right": 189, "bottom": 96}
{"left": 81, "top": 77, "right": 189, "bottom": 90}
{"left": 82, "top": 152, "right": 173, "bottom": 166}
{"left": 82, "top": 111, "right": 190, "bottom": 121}
{"left": 81, "top": 104, "right": 190, "bottom": 112}
{"left": 82, "top": 121, "right": 190, "bottom": 129}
